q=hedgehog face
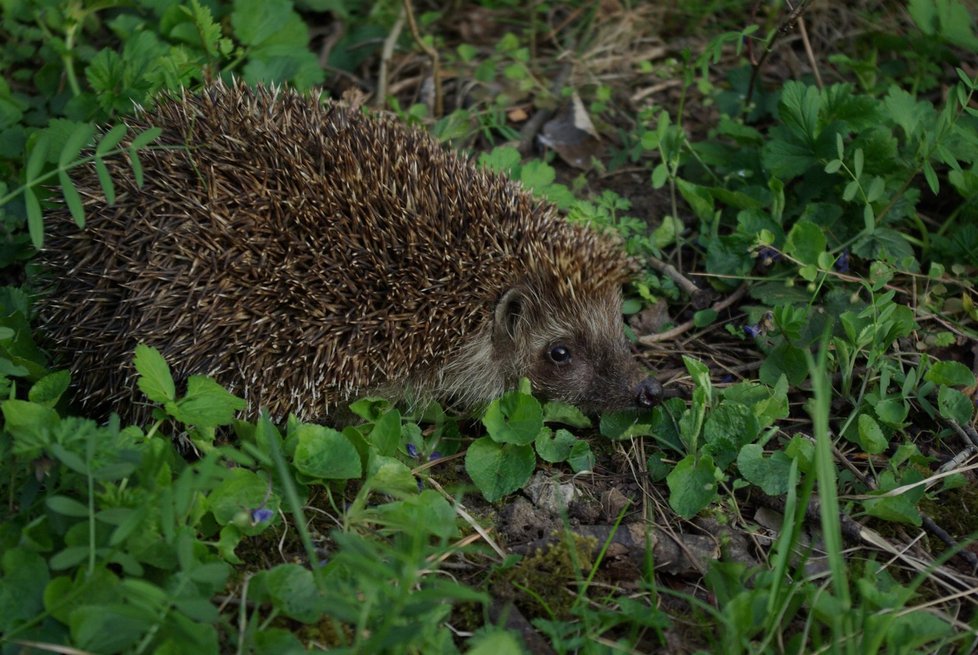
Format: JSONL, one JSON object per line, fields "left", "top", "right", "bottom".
{"left": 492, "top": 286, "right": 662, "bottom": 412}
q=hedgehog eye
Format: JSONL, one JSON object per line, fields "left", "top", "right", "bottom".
{"left": 548, "top": 344, "right": 572, "bottom": 364}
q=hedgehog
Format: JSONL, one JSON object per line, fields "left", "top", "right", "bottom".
{"left": 35, "top": 80, "right": 662, "bottom": 424}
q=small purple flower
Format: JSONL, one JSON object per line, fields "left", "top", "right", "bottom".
{"left": 744, "top": 324, "right": 762, "bottom": 338}
{"left": 756, "top": 246, "right": 782, "bottom": 264}
{"left": 416, "top": 477, "right": 424, "bottom": 492}
{"left": 406, "top": 443, "right": 419, "bottom": 458}
{"left": 835, "top": 250, "right": 850, "bottom": 273}
{"left": 428, "top": 451, "right": 442, "bottom": 462}
{"left": 251, "top": 507, "right": 274, "bottom": 524}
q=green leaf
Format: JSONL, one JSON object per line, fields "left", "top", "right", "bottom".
{"left": 366, "top": 408, "right": 401, "bottom": 456}
{"left": 96, "top": 124, "right": 128, "bottom": 156}
{"left": 94, "top": 157, "right": 116, "bottom": 204}
{"left": 542, "top": 401, "right": 591, "bottom": 428}
{"left": 937, "top": 386, "right": 974, "bottom": 424}
{"left": 26, "top": 131, "right": 50, "bottom": 181}
{"left": 567, "top": 440, "right": 594, "bottom": 473}
{"left": 779, "top": 81, "right": 822, "bottom": 141}
{"left": 128, "top": 147, "right": 144, "bottom": 187}
{"left": 129, "top": 126, "right": 162, "bottom": 149}
{"left": 737, "top": 444, "right": 792, "bottom": 495}
{"left": 875, "top": 398, "right": 909, "bottom": 426}
{"left": 925, "top": 360, "right": 976, "bottom": 387}
{"left": 252, "top": 564, "right": 325, "bottom": 623}
{"left": 759, "top": 342, "right": 808, "bottom": 386}
{"left": 293, "top": 424, "right": 361, "bottom": 480}
{"left": 703, "top": 401, "right": 760, "bottom": 469}
{"left": 175, "top": 376, "right": 246, "bottom": 427}
{"left": 24, "top": 187, "right": 43, "bottom": 249}
{"left": 481, "top": 389, "right": 544, "bottom": 445}
{"left": 784, "top": 220, "right": 826, "bottom": 266}
{"left": 58, "top": 123, "right": 94, "bottom": 169}
{"left": 133, "top": 344, "right": 175, "bottom": 403}
{"left": 47, "top": 495, "right": 90, "bottom": 517}
{"left": 465, "top": 437, "right": 535, "bottom": 502}
{"left": 666, "top": 453, "right": 719, "bottom": 519}
{"left": 207, "top": 468, "right": 280, "bottom": 533}
{"left": 857, "top": 413, "right": 888, "bottom": 454}
{"left": 676, "top": 179, "right": 715, "bottom": 222}
{"left": 29, "top": 370, "right": 71, "bottom": 406}
{"left": 58, "top": 170, "right": 86, "bottom": 227}
{"left": 534, "top": 427, "right": 578, "bottom": 463}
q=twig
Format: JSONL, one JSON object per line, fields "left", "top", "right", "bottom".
{"left": 796, "top": 16, "right": 823, "bottom": 89}
{"left": 402, "top": 0, "right": 442, "bottom": 117}
{"left": 745, "top": 0, "right": 814, "bottom": 110}
{"left": 638, "top": 283, "right": 748, "bottom": 345}
{"left": 645, "top": 255, "right": 700, "bottom": 297}
{"left": 375, "top": 5, "right": 406, "bottom": 109}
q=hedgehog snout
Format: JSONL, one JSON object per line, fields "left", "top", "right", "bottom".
{"left": 634, "top": 377, "right": 663, "bottom": 408}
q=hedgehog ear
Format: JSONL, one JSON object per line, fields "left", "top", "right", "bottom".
{"left": 494, "top": 287, "right": 524, "bottom": 343}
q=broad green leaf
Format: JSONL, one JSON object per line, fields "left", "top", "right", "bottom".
{"left": 567, "top": 440, "right": 594, "bottom": 473}
{"left": 667, "top": 453, "right": 719, "bottom": 519}
{"left": 857, "top": 413, "right": 887, "bottom": 454}
{"left": 703, "top": 401, "right": 760, "bottom": 469}
{"left": 482, "top": 390, "right": 544, "bottom": 446}
{"left": 937, "top": 386, "right": 974, "bottom": 424}
{"left": 251, "top": 564, "right": 325, "bottom": 623}
{"left": 784, "top": 221, "right": 826, "bottom": 266}
{"left": 465, "top": 437, "right": 535, "bottom": 502}
{"left": 535, "top": 427, "right": 577, "bottom": 463}
{"left": 29, "top": 369, "right": 71, "bottom": 406}
{"left": 737, "top": 444, "right": 792, "bottom": 495}
{"left": 175, "top": 376, "right": 246, "bottom": 427}
{"left": 366, "top": 408, "right": 401, "bottom": 456}
{"left": 925, "top": 360, "right": 976, "bottom": 387}
{"left": 293, "top": 424, "right": 361, "bottom": 480}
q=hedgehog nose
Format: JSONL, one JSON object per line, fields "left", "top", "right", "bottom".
{"left": 635, "top": 377, "right": 663, "bottom": 408}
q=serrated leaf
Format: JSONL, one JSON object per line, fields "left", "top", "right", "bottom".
{"left": 96, "top": 124, "right": 128, "bottom": 156}
{"left": 175, "top": 375, "right": 246, "bottom": 427}
{"left": 59, "top": 170, "right": 86, "bottom": 227}
{"left": 94, "top": 158, "right": 116, "bottom": 204}
{"left": 925, "top": 360, "right": 976, "bottom": 387}
{"left": 133, "top": 344, "right": 175, "bottom": 403}
{"left": 58, "top": 123, "right": 94, "bottom": 169}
